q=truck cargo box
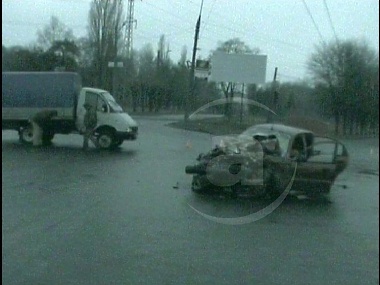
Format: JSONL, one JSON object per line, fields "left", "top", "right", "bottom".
{"left": 2, "top": 72, "right": 81, "bottom": 130}
{"left": 2, "top": 72, "right": 81, "bottom": 108}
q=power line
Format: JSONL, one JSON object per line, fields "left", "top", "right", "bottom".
{"left": 277, "top": 73, "right": 303, "bottom": 80}
{"left": 140, "top": 0, "right": 311, "bottom": 56}
{"left": 323, "top": 0, "right": 339, "bottom": 42}
{"left": 2, "top": 20, "right": 87, "bottom": 30}
{"left": 199, "top": 21, "right": 311, "bottom": 56}
{"left": 140, "top": 1, "right": 196, "bottom": 27}
{"left": 136, "top": 9, "right": 194, "bottom": 36}
{"left": 199, "top": 0, "right": 217, "bottom": 39}
{"left": 301, "top": 0, "right": 326, "bottom": 44}
{"left": 195, "top": 1, "right": 315, "bottom": 51}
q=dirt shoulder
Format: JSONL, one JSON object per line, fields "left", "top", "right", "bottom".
{"left": 167, "top": 116, "right": 264, "bottom": 136}
{"left": 167, "top": 115, "right": 379, "bottom": 140}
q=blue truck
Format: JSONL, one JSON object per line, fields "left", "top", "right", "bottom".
{"left": 2, "top": 72, "right": 138, "bottom": 149}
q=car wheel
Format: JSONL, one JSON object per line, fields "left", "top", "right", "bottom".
{"left": 97, "top": 130, "right": 115, "bottom": 150}
{"left": 19, "top": 125, "right": 34, "bottom": 144}
{"left": 191, "top": 175, "right": 210, "bottom": 194}
{"left": 265, "top": 173, "right": 283, "bottom": 199}
{"left": 307, "top": 184, "right": 331, "bottom": 199}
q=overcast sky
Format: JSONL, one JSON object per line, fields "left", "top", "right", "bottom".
{"left": 2, "top": 0, "right": 379, "bottom": 83}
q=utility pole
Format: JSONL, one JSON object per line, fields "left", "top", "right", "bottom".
{"left": 125, "top": 0, "right": 137, "bottom": 58}
{"left": 184, "top": 0, "right": 204, "bottom": 122}
{"left": 113, "top": 23, "right": 119, "bottom": 99}
{"left": 267, "top": 67, "right": 278, "bottom": 123}
{"left": 240, "top": 83, "right": 245, "bottom": 124}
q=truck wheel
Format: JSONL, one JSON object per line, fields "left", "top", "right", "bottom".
{"left": 112, "top": 138, "right": 124, "bottom": 147}
{"left": 19, "top": 125, "right": 34, "bottom": 144}
{"left": 97, "top": 130, "right": 114, "bottom": 150}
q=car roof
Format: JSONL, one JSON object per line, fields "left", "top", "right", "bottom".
{"left": 245, "top": 124, "right": 314, "bottom": 136}
{"left": 82, "top": 87, "right": 108, "bottom": 93}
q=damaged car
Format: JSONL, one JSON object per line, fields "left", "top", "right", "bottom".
{"left": 185, "top": 124, "right": 349, "bottom": 198}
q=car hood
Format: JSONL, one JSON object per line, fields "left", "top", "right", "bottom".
{"left": 214, "top": 135, "right": 263, "bottom": 154}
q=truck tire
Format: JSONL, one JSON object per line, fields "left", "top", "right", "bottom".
{"left": 112, "top": 138, "right": 124, "bottom": 148}
{"left": 97, "top": 130, "right": 115, "bottom": 150}
{"left": 19, "top": 125, "right": 34, "bottom": 144}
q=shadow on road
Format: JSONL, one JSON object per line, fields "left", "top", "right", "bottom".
{"left": 2, "top": 141, "right": 138, "bottom": 161}
{"left": 184, "top": 189, "right": 335, "bottom": 222}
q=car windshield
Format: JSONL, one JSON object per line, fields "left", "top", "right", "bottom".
{"left": 240, "top": 129, "right": 291, "bottom": 156}
{"left": 101, "top": 92, "right": 123, "bottom": 113}
{"left": 275, "top": 132, "right": 292, "bottom": 156}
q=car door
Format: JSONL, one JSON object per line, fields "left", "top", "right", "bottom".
{"left": 298, "top": 136, "right": 344, "bottom": 192}
{"left": 283, "top": 134, "right": 336, "bottom": 192}
{"left": 287, "top": 133, "right": 315, "bottom": 190}
{"left": 333, "top": 140, "right": 349, "bottom": 175}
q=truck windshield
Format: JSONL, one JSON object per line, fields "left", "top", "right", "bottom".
{"left": 101, "top": 92, "right": 123, "bottom": 113}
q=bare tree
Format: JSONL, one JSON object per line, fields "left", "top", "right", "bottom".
{"left": 87, "top": 0, "right": 125, "bottom": 89}
{"left": 308, "top": 39, "right": 379, "bottom": 135}
{"left": 37, "top": 16, "right": 74, "bottom": 51}
{"left": 136, "top": 44, "right": 155, "bottom": 111}
{"left": 48, "top": 39, "right": 80, "bottom": 71}
{"left": 179, "top": 46, "right": 187, "bottom": 66}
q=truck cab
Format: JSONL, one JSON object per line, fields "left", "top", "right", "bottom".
{"left": 76, "top": 87, "right": 138, "bottom": 149}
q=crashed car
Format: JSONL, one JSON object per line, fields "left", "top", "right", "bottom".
{"left": 185, "top": 124, "right": 349, "bottom": 198}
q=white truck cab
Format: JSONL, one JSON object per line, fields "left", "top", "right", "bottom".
{"left": 76, "top": 87, "right": 138, "bottom": 149}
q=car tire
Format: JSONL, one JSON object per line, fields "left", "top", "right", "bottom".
{"left": 265, "top": 173, "right": 283, "bottom": 199}
{"left": 307, "top": 184, "right": 331, "bottom": 199}
{"left": 191, "top": 175, "right": 210, "bottom": 194}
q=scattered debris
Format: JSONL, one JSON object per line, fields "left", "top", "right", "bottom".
{"left": 358, "top": 170, "right": 379, "bottom": 176}
{"left": 186, "top": 141, "right": 192, "bottom": 149}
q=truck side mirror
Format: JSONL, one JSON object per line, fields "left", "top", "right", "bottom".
{"left": 101, "top": 104, "right": 107, "bottom": 113}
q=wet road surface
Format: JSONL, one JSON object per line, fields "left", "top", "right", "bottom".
{"left": 2, "top": 117, "right": 379, "bottom": 285}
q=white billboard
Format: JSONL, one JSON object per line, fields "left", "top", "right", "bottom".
{"left": 209, "top": 51, "right": 267, "bottom": 84}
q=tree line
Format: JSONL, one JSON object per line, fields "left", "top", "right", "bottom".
{"left": 2, "top": 0, "right": 378, "bottom": 136}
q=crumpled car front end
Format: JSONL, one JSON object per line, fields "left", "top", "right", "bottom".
{"left": 185, "top": 137, "right": 267, "bottom": 193}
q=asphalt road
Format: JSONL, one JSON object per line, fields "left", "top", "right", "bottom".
{"left": 2, "top": 117, "right": 379, "bottom": 285}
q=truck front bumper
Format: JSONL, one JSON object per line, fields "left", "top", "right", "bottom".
{"left": 116, "top": 127, "right": 138, "bottom": 141}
